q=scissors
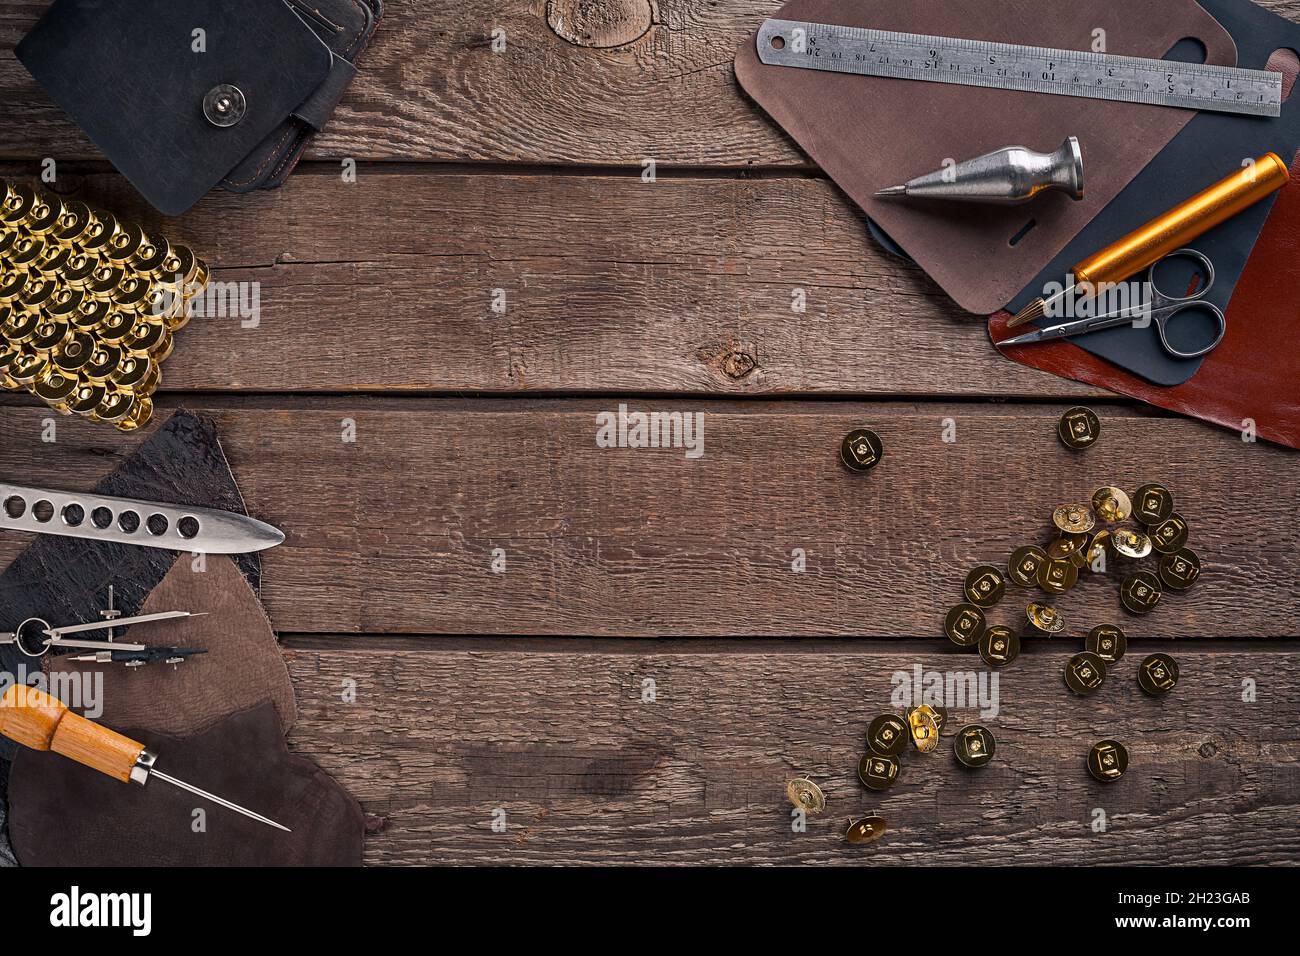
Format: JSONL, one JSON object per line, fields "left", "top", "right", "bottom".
{"left": 1000, "top": 248, "right": 1227, "bottom": 359}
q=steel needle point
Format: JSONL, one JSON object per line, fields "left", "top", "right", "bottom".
{"left": 150, "top": 770, "right": 291, "bottom": 832}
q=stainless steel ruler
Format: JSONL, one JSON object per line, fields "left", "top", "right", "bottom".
{"left": 756, "top": 19, "right": 1283, "bottom": 117}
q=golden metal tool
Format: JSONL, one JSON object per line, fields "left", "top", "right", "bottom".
{"left": 1009, "top": 153, "right": 1290, "bottom": 327}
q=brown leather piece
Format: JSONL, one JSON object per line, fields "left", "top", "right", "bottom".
{"left": 991, "top": 150, "right": 1300, "bottom": 449}
{"left": 735, "top": 0, "right": 1236, "bottom": 314}
{"left": 47, "top": 556, "right": 296, "bottom": 738}
{"left": 8, "top": 701, "right": 364, "bottom": 866}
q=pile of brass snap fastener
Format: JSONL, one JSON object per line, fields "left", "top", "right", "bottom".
{"left": 944, "top": 407, "right": 1191, "bottom": 781}
{"left": 0, "top": 179, "right": 209, "bottom": 431}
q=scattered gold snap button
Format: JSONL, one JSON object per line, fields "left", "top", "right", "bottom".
{"left": 979, "top": 625, "right": 1020, "bottom": 667}
{"left": 858, "top": 752, "right": 901, "bottom": 791}
{"left": 1025, "top": 602, "right": 1066, "bottom": 637}
{"left": 1148, "top": 514, "right": 1189, "bottom": 555}
{"left": 909, "top": 704, "right": 948, "bottom": 734}
{"left": 1064, "top": 651, "right": 1108, "bottom": 696}
{"left": 944, "top": 603, "right": 986, "bottom": 647}
{"left": 845, "top": 815, "right": 887, "bottom": 844}
{"left": 1120, "top": 570, "right": 1163, "bottom": 614}
{"left": 1158, "top": 548, "right": 1201, "bottom": 590}
{"left": 866, "top": 714, "right": 909, "bottom": 756}
{"left": 1008, "top": 545, "right": 1047, "bottom": 587}
{"left": 1085, "top": 624, "right": 1127, "bottom": 663}
{"left": 1133, "top": 483, "right": 1175, "bottom": 525}
{"left": 1037, "top": 556, "right": 1078, "bottom": 594}
{"left": 1111, "top": 528, "right": 1153, "bottom": 560}
{"left": 840, "top": 428, "right": 884, "bottom": 472}
{"left": 1052, "top": 503, "right": 1096, "bottom": 534}
{"left": 1091, "top": 486, "right": 1132, "bottom": 523}
{"left": 907, "top": 705, "right": 941, "bottom": 753}
{"left": 1047, "top": 531, "right": 1090, "bottom": 563}
{"left": 954, "top": 724, "right": 996, "bottom": 768}
{"left": 1088, "top": 740, "right": 1128, "bottom": 782}
{"left": 964, "top": 565, "right": 1006, "bottom": 608}
{"left": 785, "top": 777, "right": 826, "bottom": 814}
{"left": 1137, "top": 653, "right": 1179, "bottom": 696}
{"left": 1058, "top": 406, "right": 1101, "bottom": 449}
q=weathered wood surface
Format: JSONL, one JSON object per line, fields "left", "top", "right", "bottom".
{"left": 1, "top": 400, "right": 1293, "bottom": 638}
{"left": 1, "top": 0, "right": 1298, "bottom": 165}
{"left": 3, "top": 169, "right": 1103, "bottom": 397}
{"left": 281, "top": 641, "right": 1300, "bottom": 865}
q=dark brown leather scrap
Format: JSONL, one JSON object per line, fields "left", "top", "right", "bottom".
{"left": 8, "top": 702, "right": 364, "bottom": 867}
{"left": 47, "top": 556, "right": 297, "bottom": 739}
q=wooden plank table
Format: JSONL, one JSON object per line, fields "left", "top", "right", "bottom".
{"left": 2, "top": 0, "right": 1298, "bottom": 865}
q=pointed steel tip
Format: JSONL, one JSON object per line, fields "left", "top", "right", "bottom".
{"left": 874, "top": 185, "right": 908, "bottom": 199}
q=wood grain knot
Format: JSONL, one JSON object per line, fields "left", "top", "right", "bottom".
{"left": 722, "top": 351, "right": 757, "bottom": 379}
{"left": 1199, "top": 741, "right": 1218, "bottom": 758}
{"left": 546, "top": 0, "right": 654, "bottom": 48}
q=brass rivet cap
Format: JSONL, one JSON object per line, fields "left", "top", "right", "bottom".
{"left": 1086, "top": 624, "right": 1127, "bottom": 663}
{"left": 1091, "top": 487, "right": 1132, "bottom": 523}
{"left": 845, "top": 815, "right": 887, "bottom": 844}
{"left": 1052, "top": 503, "right": 1096, "bottom": 534}
{"left": 944, "top": 603, "right": 986, "bottom": 647}
{"left": 1058, "top": 406, "right": 1101, "bottom": 449}
{"left": 840, "top": 428, "right": 883, "bottom": 472}
{"left": 907, "top": 706, "right": 940, "bottom": 753}
{"left": 1159, "top": 548, "right": 1201, "bottom": 591}
{"left": 785, "top": 777, "right": 826, "bottom": 814}
{"left": 1064, "top": 651, "right": 1108, "bottom": 696}
{"left": 1133, "top": 483, "right": 1175, "bottom": 525}
{"left": 1008, "top": 545, "right": 1047, "bottom": 587}
{"left": 979, "top": 625, "right": 1020, "bottom": 667}
{"left": 858, "top": 752, "right": 901, "bottom": 791}
{"left": 1088, "top": 739, "right": 1128, "bottom": 782}
{"left": 1121, "top": 570, "right": 1163, "bottom": 615}
{"left": 964, "top": 565, "right": 1006, "bottom": 608}
{"left": 866, "top": 714, "right": 909, "bottom": 756}
{"left": 954, "top": 724, "right": 996, "bottom": 768}
{"left": 1149, "top": 514, "right": 1189, "bottom": 555}
{"left": 1138, "top": 653, "right": 1179, "bottom": 696}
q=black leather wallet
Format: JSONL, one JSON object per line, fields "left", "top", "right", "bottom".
{"left": 16, "top": 0, "right": 381, "bottom": 216}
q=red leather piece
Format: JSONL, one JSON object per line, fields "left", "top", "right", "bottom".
{"left": 990, "top": 151, "right": 1300, "bottom": 449}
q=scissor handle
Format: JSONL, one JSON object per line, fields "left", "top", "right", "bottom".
{"left": 1145, "top": 249, "right": 1224, "bottom": 359}
{"left": 1146, "top": 248, "right": 1216, "bottom": 304}
{"left": 1155, "top": 301, "right": 1227, "bottom": 359}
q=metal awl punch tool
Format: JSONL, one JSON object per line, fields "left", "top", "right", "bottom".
{"left": 0, "top": 684, "right": 289, "bottom": 832}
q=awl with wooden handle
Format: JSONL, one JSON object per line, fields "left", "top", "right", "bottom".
{"left": 0, "top": 684, "right": 289, "bottom": 832}
{"left": 1008, "top": 153, "right": 1290, "bottom": 327}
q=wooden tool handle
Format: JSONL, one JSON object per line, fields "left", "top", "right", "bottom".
{"left": 1073, "top": 153, "right": 1290, "bottom": 289}
{"left": 0, "top": 684, "right": 145, "bottom": 783}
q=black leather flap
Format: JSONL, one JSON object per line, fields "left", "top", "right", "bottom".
{"left": 17, "top": 0, "right": 334, "bottom": 216}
